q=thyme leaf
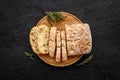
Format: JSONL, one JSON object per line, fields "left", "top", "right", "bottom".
{"left": 46, "top": 11, "right": 67, "bottom": 26}
{"left": 24, "top": 52, "right": 35, "bottom": 60}
{"left": 77, "top": 54, "right": 93, "bottom": 66}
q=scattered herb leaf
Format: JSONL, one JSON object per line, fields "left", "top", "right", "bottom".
{"left": 24, "top": 52, "right": 35, "bottom": 60}
{"left": 46, "top": 11, "right": 67, "bottom": 26}
{"left": 76, "top": 54, "right": 93, "bottom": 66}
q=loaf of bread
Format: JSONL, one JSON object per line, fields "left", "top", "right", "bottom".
{"left": 65, "top": 23, "right": 92, "bottom": 56}
{"left": 30, "top": 23, "right": 92, "bottom": 62}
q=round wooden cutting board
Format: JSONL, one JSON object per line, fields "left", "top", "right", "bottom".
{"left": 32, "top": 12, "right": 83, "bottom": 67}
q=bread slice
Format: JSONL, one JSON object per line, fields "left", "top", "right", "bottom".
{"left": 30, "top": 26, "right": 39, "bottom": 54}
{"left": 56, "top": 30, "right": 61, "bottom": 62}
{"left": 61, "top": 30, "right": 67, "bottom": 61}
{"left": 49, "top": 27, "right": 57, "bottom": 57}
{"left": 37, "top": 25, "right": 49, "bottom": 54}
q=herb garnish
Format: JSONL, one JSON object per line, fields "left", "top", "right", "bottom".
{"left": 24, "top": 52, "right": 35, "bottom": 60}
{"left": 46, "top": 12, "right": 67, "bottom": 26}
{"left": 76, "top": 54, "right": 93, "bottom": 66}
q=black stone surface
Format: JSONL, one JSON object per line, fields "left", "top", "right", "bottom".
{"left": 0, "top": 0, "right": 120, "bottom": 80}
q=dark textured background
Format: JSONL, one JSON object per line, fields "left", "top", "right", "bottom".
{"left": 0, "top": 0, "right": 120, "bottom": 80}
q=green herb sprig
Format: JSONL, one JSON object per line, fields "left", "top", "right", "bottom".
{"left": 46, "top": 12, "right": 67, "bottom": 26}
{"left": 77, "top": 54, "right": 93, "bottom": 66}
{"left": 24, "top": 52, "right": 35, "bottom": 60}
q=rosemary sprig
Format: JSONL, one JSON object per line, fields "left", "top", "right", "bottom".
{"left": 76, "top": 54, "right": 93, "bottom": 66}
{"left": 24, "top": 52, "right": 35, "bottom": 60}
{"left": 46, "top": 11, "right": 67, "bottom": 26}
